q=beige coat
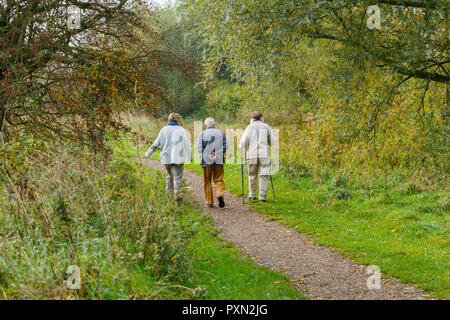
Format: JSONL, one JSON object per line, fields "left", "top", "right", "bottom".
{"left": 239, "top": 118, "right": 275, "bottom": 161}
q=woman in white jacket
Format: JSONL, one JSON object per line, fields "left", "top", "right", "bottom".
{"left": 145, "top": 113, "right": 192, "bottom": 201}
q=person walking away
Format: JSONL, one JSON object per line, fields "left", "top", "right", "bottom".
{"left": 239, "top": 111, "right": 275, "bottom": 202}
{"left": 145, "top": 113, "right": 192, "bottom": 201}
{"left": 197, "top": 117, "right": 227, "bottom": 208}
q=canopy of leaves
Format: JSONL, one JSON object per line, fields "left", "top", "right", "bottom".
{"left": 0, "top": 0, "right": 194, "bottom": 147}
{"left": 184, "top": 0, "right": 448, "bottom": 85}
{"left": 182, "top": 0, "right": 448, "bottom": 181}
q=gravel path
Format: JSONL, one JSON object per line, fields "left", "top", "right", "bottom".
{"left": 139, "top": 158, "right": 430, "bottom": 300}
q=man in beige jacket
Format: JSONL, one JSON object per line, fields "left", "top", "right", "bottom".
{"left": 239, "top": 111, "right": 275, "bottom": 202}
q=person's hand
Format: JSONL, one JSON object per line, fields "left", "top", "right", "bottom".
{"left": 210, "top": 152, "right": 217, "bottom": 160}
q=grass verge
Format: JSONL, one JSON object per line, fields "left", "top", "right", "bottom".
{"left": 129, "top": 115, "right": 448, "bottom": 299}
{"left": 184, "top": 162, "right": 449, "bottom": 299}
{"left": 123, "top": 135, "right": 307, "bottom": 300}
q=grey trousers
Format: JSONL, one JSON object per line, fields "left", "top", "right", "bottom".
{"left": 248, "top": 158, "right": 271, "bottom": 200}
{"left": 164, "top": 164, "right": 184, "bottom": 199}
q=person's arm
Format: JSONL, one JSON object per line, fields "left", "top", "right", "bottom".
{"left": 197, "top": 132, "right": 203, "bottom": 158}
{"left": 268, "top": 126, "right": 275, "bottom": 146}
{"left": 220, "top": 131, "right": 227, "bottom": 162}
{"left": 145, "top": 129, "right": 163, "bottom": 158}
{"left": 223, "top": 132, "right": 227, "bottom": 154}
{"left": 238, "top": 127, "right": 249, "bottom": 150}
{"left": 184, "top": 129, "right": 193, "bottom": 163}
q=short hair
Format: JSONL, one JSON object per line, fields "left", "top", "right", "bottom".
{"left": 168, "top": 112, "right": 181, "bottom": 123}
{"left": 204, "top": 117, "right": 215, "bottom": 126}
{"left": 250, "top": 111, "right": 263, "bottom": 120}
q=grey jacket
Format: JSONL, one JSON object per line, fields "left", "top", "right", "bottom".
{"left": 197, "top": 126, "right": 227, "bottom": 167}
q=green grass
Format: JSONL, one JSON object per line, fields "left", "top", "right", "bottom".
{"left": 130, "top": 117, "right": 448, "bottom": 299}
{"left": 0, "top": 131, "right": 305, "bottom": 300}
{"left": 179, "top": 196, "right": 307, "bottom": 299}
{"left": 1, "top": 134, "right": 201, "bottom": 299}
{"left": 124, "top": 136, "right": 306, "bottom": 299}
{"left": 184, "top": 162, "right": 449, "bottom": 299}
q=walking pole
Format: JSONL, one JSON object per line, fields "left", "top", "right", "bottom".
{"left": 270, "top": 174, "right": 275, "bottom": 200}
{"left": 269, "top": 159, "right": 275, "bottom": 200}
{"left": 241, "top": 150, "right": 245, "bottom": 204}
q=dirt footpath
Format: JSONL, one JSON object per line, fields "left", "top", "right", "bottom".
{"left": 139, "top": 158, "right": 430, "bottom": 300}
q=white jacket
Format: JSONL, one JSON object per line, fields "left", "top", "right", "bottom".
{"left": 145, "top": 124, "right": 192, "bottom": 164}
{"left": 239, "top": 118, "right": 275, "bottom": 160}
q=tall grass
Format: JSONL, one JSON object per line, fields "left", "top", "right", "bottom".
{"left": 135, "top": 114, "right": 449, "bottom": 299}
{"left": 0, "top": 134, "right": 199, "bottom": 299}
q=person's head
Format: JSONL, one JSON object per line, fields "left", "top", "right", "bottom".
{"left": 204, "top": 117, "right": 215, "bottom": 128}
{"left": 250, "top": 111, "right": 263, "bottom": 120}
{"left": 168, "top": 112, "right": 182, "bottom": 124}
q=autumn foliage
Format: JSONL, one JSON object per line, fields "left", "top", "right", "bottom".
{"left": 0, "top": 0, "right": 196, "bottom": 147}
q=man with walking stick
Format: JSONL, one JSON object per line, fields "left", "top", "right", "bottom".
{"left": 239, "top": 111, "right": 275, "bottom": 202}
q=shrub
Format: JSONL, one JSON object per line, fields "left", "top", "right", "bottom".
{"left": 332, "top": 188, "right": 351, "bottom": 200}
{"left": 0, "top": 136, "right": 197, "bottom": 299}
{"left": 0, "top": 267, "right": 9, "bottom": 288}
{"left": 398, "top": 182, "right": 425, "bottom": 195}
{"left": 331, "top": 174, "right": 348, "bottom": 188}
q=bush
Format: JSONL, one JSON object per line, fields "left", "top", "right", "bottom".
{"left": 331, "top": 188, "right": 351, "bottom": 200}
{"left": 0, "top": 136, "right": 198, "bottom": 299}
{"left": 331, "top": 174, "right": 348, "bottom": 188}
{"left": 398, "top": 182, "right": 425, "bottom": 195}
{"left": 0, "top": 266, "right": 9, "bottom": 289}
{"left": 203, "top": 80, "right": 243, "bottom": 122}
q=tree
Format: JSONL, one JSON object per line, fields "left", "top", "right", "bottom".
{"left": 148, "top": 5, "right": 205, "bottom": 117}
{"left": 184, "top": 0, "right": 448, "bottom": 85}
{"left": 0, "top": 0, "right": 192, "bottom": 145}
{"left": 183, "top": 0, "right": 448, "bottom": 178}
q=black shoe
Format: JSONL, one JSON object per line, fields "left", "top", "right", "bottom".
{"left": 259, "top": 199, "right": 267, "bottom": 202}
{"left": 218, "top": 196, "right": 225, "bottom": 208}
{"left": 248, "top": 196, "right": 256, "bottom": 200}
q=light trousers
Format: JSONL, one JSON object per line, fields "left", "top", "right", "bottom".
{"left": 164, "top": 164, "right": 184, "bottom": 198}
{"left": 248, "top": 158, "right": 271, "bottom": 200}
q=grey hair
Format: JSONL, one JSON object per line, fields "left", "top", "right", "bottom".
{"left": 204, "top": 117, "right": 215, "bottom": 126}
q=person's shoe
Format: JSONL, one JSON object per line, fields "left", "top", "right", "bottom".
{"left": 259, "top": 199, "right": 267, "bottom": 202}
{"left": 207, "top": 203, "right": 214, "bottom": 208}
{"left": 218, "top": 196, "right": 225, "bottom": 208}
{"left": 248, "top": 196, "right": 256, "bottom": 200}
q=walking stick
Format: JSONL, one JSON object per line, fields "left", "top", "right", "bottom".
{"left": 269, "top": 159, "right": 275, "bottom": 200}
{"left": 241, "top": 151, "right": 245, "bottom": 204}
{"left": 270, "top": 174, "right": 275, "bottom": 200}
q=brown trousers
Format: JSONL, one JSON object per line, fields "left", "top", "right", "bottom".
{"left": 202, "top": 164, "right": 225, "bottom": 205}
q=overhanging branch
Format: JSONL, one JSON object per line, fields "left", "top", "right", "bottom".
{"left": 375, "top": 0, "right": 440, "bottom": 9}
